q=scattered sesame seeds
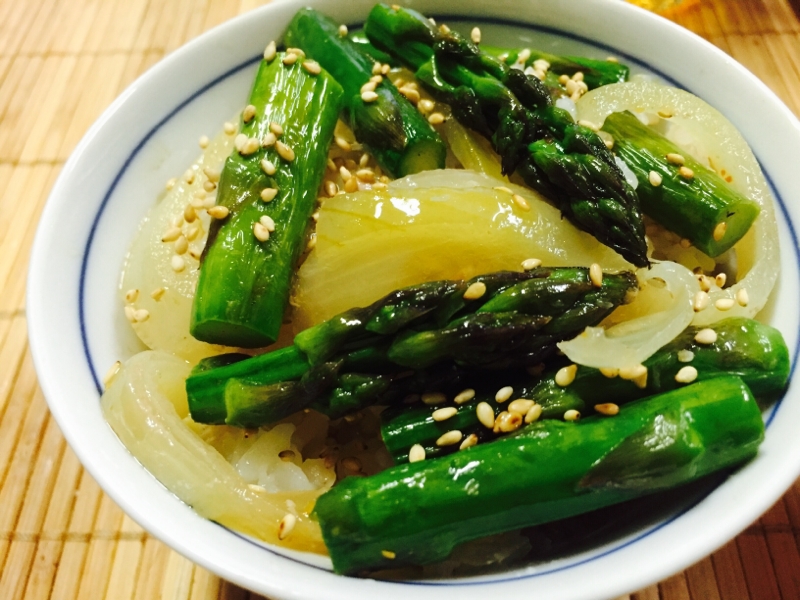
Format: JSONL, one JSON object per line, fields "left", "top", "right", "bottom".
{"left": 715, "top": 273, "right": 727, "bottom": 288}
{"left": 282, "top": 53, "right": 298, "bottom": 65}
{"left": 476, "top": 402, "right": 495, "bottom": 429}
{"left": 524, "top": 403, "right": 543, "bottom": 424}
{"left": 675, "top": 365, "right": 698, "bottom": 384}
{"left": 103, "top": 361, "right": 122, "bottom": 388}
{"left": 325, "top": 181, "right": 339, "bottom": 197}
{"left": 223, "top": 121, "right": 236, "bottom": 135}
{"left": 460, "top": 434, "right": 478, "bottom": 450}
{"left": 372, "top": 62, "right": 383, "bottom": 75}
{"left": 428, "top": 112, "right": 445, "bottom": 125}
{"left": 677, "top": 349, "right": 694, "bottom": 363}
{"left": 269, "top": 122, "right": 284, "bottom": 136}
{"left": 174, "top": 235, "right": 189, "bottom": 255}
{"left": 508, "top": 399, "right": 535, "bottom": 415}
{"left": 203, "top": 180, "right": 216, "bottom": 192}
{"left": 370, "top": 74, "right": 383, "bottom": 84}
{"left": 619, "top": 364, "right": 647, "bottom": 381}
{"left": 512, "top": 194, "right": 530, "bottom": 211}
{"left": 399, "top": 86, "right": 420, "bottom": 104}
{"left": 408, "top": 444, "right": 426, "bottom": 463}
{"left": 454, "top": 389, "right": 476, "bottom": 405}
{"left": 599, "top": 367, "right": 619, "bottom": 378}
{"left": 494, "top": 186, "right": 513, "bottom": 194}
{"left": 253, "top": 222, "right": 270, "bottom": 242}
{"left": 521, "top": 258, "right": 542, "bottom": 271}
{"left": 302, "top": 60, "right": 321, "bottom": 75}
{"left": 275, "top": 141, "right": 295, "bottom": 162}
{"left": 559, "top": 74, "right": 570, "bottom": 85}
{"left": 421, "top": 392, "right": 447, "bottom": 405}
{"left": 563, "top": 409, "right": 581, "bottom": 422}
{"left": 165, "top": 177, "right": 176, "bottom": 190}
{"left": 335, "top": 136, "right": 352, "bottom": 151}
{"left": 607, "top": 56, "right": 619, "bottom": 63}
{"left": 495, "top": 386, "right": 514, "bottom": 403}
{"left": 184, "top": 204, "right": 197, "bottom": 223}
{"left": 151, "top": 287, "right": 165, "bottom": 301}
{"left": 436, "top": 430, "right": 463, "bottom": 446}
{"left": 432, "top": 407, "right": 458, "bottom": 422}
{"left": 359, "top": 153, "right": 370, "bottom": 168}
{"left": 594, "top": 403, "right": 619, "bottom": 416}
{"left": 263, "top": 41, "right": 277, "bottom": 62}
{"left": 712, "top": 221, "right": 727, "bottom": 242}
{"left": 171, "top": 255, "right": 186, "bottom": 272}
{"left": 262, "top": 132, "right": 277, "bottom": 147}
{"left": 577, "top": 119, "right": 599, "bottom": 132}
{"left": 183, "top": 169, "right": 195, "bottom": 184}
{"left": 361, "top": 90, "right": 379, "bottom": 103}
{"left": 715, "top": 298, "right": 735, "bottom": 311}
{"left": 342, "top": 457, "right": 362, "bottom": 472}
{"left": 278, "top": 513, "right": 296, "bottom": 540}
{"left": 381, "top": 550, "right": 396, "bottom": 560}
{"left": 198, "top": 135, "right": 210, "bottom": 149}
{"left": 260, "top": 188, "right": 278, "bottom": 202}
{"left": 418, "top": 98, "right": 435, "bottom": 114}
{"left": 648, "top": 171, "right": 663, "bottom": 187}
{"left": 240, "top": 137, "right": 260, "bottom": 155}
{"left": 589, "top": 263, "right": 603, "bottom": 288}
{"left": 666, "top": 153, "right": 685, "bottom": 165}
{"left": 693, "top": 290, "right": 710, "bottom": 312}
{"left": 493, "top": 411, "right": 523, "bottom": 433}
{"left": 260, "top": 215, "right": 276, "bottom": 232}
{"left": 463, "top": 281, "right": 487, "bottom": 300}
{"left": 736, "top": 288, "right": 749, "bottom": 306}
{"left": 133, "top": 308, "right": 150, "bottom": 322}
{"left": 279, "top": 450, "right": 295, "bottom": 462}
{"left": 125, "top": 288, "right": 139, "bottom": 303}
{"left": 242, "top": 104, "right": 257, "bottom": 123}
{"left": 356, "top": 168, "right": 376, "bottom": 183}
{"left": 555, "top": 364, "right": 578, "bottom": 387}
{"left": 679, "top": 166, "right": 694, "bottom": 179}
{"left": 338, "top": 24, "right": 348, "bottom": 37}
{"left": 207, "top": 205, "right": 230, "bottom": 219}
{"left": 260, "top": 159, "right": 276, "bottom": 176}
{"left": 124, "top": 305, "right": 136, "bottom": 323}
{"left": 658, "top": 108, "right": 673, "bottom": 118}
{"left": 339, "top": 165, "right": 352, "bottom": 181}
{"left": 344, "top": 177, "right": 359, "bottom": 193}
{"left": 517, "top": 48, "right": 532, "bottom": 63}
{"left": 471, "top": 27, "right": 481, "bottom": 44}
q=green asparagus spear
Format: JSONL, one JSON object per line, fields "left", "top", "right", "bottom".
{"left": 314, "top": 375, "right": 764, "bottom": 574}
{"left": 186, "top": 267, "right": 637, "bottom": 427}
{"left": 347, "top": 32, "right": 396, "bottom": 65}
{"left": 284, "top": 8, "right": 446, "bottom": 177}
{"left": 602, "top": 111, "right": 761, "bottom": 256}
{"left": 381, "top": 317, "right": 788, "bottom": 463}
{"left": 364, "top": 4, "right": 649, "bottom": 267}
{"left": 190, "top": 53, "right": 344, "bottom": 347}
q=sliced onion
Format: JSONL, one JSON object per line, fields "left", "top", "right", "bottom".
{"left": 101, "top": 351, "right": 327, "bottom": 553}
{"left": 558, "top": 261, "right": 698, "bottom": 368}
{"left": 577, "top": 80, "right": 779, "bottom": 326}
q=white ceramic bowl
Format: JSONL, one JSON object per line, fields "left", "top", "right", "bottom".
{"left": 27, "top": 0, "right": 800, "bottom": 598}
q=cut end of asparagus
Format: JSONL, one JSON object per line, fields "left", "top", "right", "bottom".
{"left": 191, "top": 318, "right": 274, "bottom": 349}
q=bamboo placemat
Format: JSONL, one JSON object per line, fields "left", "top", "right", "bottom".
{"left": 2, "top": 0, "right": 800, "bottom": 598}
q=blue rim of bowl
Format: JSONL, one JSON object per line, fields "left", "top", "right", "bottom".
{"left": 77, "top": 16, "right": 800, "bottom": 585}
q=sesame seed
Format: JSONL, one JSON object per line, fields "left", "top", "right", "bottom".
{"left": 559, "top": 74, "right": 570, "bottom": 85}
{"left": 679, "top": 166, "right": 694, "bottom": 179}
{"left": 151, "top": 287, "right": 165, "bottom": 301}
{"left": 188, "top": 249, "right": 202, "bottom": 260}
{"left": 370, "top": 75, "right": 383, "bottom": 84}
{"left": 185, "top": 224, "right": 201, "bottom": 241}
{"left": 563, "top": 409, "right": 581, "bottom": 422}
{"left": 198, "top": 135, "right": 209, "bottom": 149}
{"left": 260, "top": 159, "right": 276, "bottom": 176}
{"left": 260, "top": 215, "right": 276, "bottom": 232}
{"left": 476, "top": 402, "right": 495, "bottom": 429}
{"left": 599, "top": 367, "right": 619, "bottom": 378}
{"left": 715, "top": 298, "right": 735, "bottom": 311}
{"left": 736, "top": 288, "right": 749, "bottom": 306}
{"left": 361, "top": 90, "right": 379, "bottom": 102}
{"left": 234, "top": 133, "right": 247, "bottom": 151}
{"left": 260, "top": 188, "right": 278, "bottom": 202}
{"left": 165, "top": 177, "right": 176, "bottom": 190}
{"left": 463, "top": 281, "right": 487, "bottom": 300}
{"left": 359, "top": 153, "right": 370, "bottom": 168}
{"left": 517, "top": 48, "right": 531, "bottom": 63}
{"left": 103, "top": 361, "right": 122, "bottom": 388}
{"left": 184, "top": 204, "right": 197, "bottom": 223}
{"left": 381, "top": 550, "right": 396, "bottom": 560}
{"left": 454, "top": 389, "right": 476, "bottom": 405}
{"left": 279, "top": 450, "right": 295, "bottom": 462}
{"left": 203, "top": 180, "right": 216, "bottom": 192}
{"left": 356, "top": 169, "right": 376, "bottom": 183}
{"left": 276, "top": 141, "right": 295, "bottom": 162}
{"left": 223, "top": 121, "right": 236, "bottom": 135}
{"left": 262, "top": 132, "right": 277, "bottom": 147}
{"left": 512, "top": 194, "right": 531, "bottom": 211}
{"left": 207, "top": 205, "right": 229, "bottom": 219}
{"left": 534, "top": 59, "right": 551, "bottom": 72}
{"left": 124, "top": 288, "right": 139, "bottom": 303}
{"left": 439, "top": 24, "right": 451, "bottom": 34}
{"left": 338, "top": 24, "right": 348, "bottom": 37}
{"left": 335, "top": 136, "right": 351, "bottom": 151}
{"left": 263, "top": 41, "right": 277, "bottom": 62}
{"left": 648, "top": 171, "right": 663, "bottom": 186}
{"left": 161, "top": 227, "right": 182, "bottom": 243}
{"left": 342, "top": 457, "right": 362, "bottom": 472}
{"left": 565, "top": 79, "right": 579, "bottom": 95}
{"left": 302, "top": 60, "right": 321, "bottom": 75}
{"left": 494, "top": 186, "right": 513, "bottom": 194}
{"left": 677, "top": 349, "right": 694, "bottom": 362}
{"left": 524, "top": 403, "right": 543, "bottom": 423}
{"left": 124, "top": 306, "right": 136, "bottom": 323}
{"left": 436, "top": 430, "right": 463, "bottom": 446}
{"left": 306, "top": 235, "right": 317, "bottom": 251}
{"left": 555, "top": 364, "right": 578, "bottom": 387}
{"left": 594, "top": 403, "right": 619, "bottom": 416}
{"left": 508, "top": 399, "right": 535, "bottom": 415}
{"left": 460, "top": 434, "right": 478, "bottom": 450}
{"left": 372, "top": 182, "right": 388, "bottom": 190}
{"left": 675, "top": 366, "right": 698, "bottom": 384}
{"left": 344, "top": 177, "right": 359, "bottom": 193}
{"left": 327, "top": 158, "right": 336, "bottom": 172}
{"left": 269, "top": 122, "right": 284, "bottom": 136}
{"left": 418, "top": 98, "right": 434, "bottom": 114}
{"left": 339, "top": 165, "right": 352, "bottom": 181}
{"left": 282, "top": 53, "right": 298, "bottom": 65}
{"left": 325, "top": 181, "right": 338, "bottom": 197}
{"left": 607, "top": 56, "right": 619, "bottom": 62}
{"left": 240, "top": 137, "right": 260, "bottom": 155}
{"left": 408, "top": 444, "right": 426, "bottom": 462}
{"left": 666, "top": 153, "right": 685, "bottom": 165}
{"left": 399, "top": 86, "right": 420, "bottom": 104}
{"left": 495, "top": 386, "right": 514, "bottom": 403}
{"left": 133, "top": 308, "right": 150, "bottom": 322}
{"left": 253, "top": 222, "right": 270, "bottom": 242}
{"left": 372, "top": 62, "right": 383, "bottom": 75}
{"left": 658, "top": 109, "right": 673, "bottom": 118}
{"left": 471, "top": 27, "right": 481, "bottom": 44}
{"left": 183, "top": 169, "right": 195, "bottom": 184}
{"left": 577, "top": 119, "right": 599, "bottom": 132}
{"left": 521, "top": 258, "right": 542, "bottom": 271}
{"left": 680, "top": 238, "right": 692, "bottom": 248}
{"left": 428, "top": 112, "right": 445, "bottom": 125}
{"left": 174, "top": 235, "right": 188, "bottom": 255}
{"left": 589, "top": 263, "right": 603, "bottom": 288}
{"left": 242, "top": 104, "right": 256, "bottom": 123}
{"left": 171, "top": 255, "right": 185, "bottom": 272}
{"left": 381, "top": 63, "right": 391, "bottom": 74}
{"left": 432, "top": 407, "right": 458, "bottom": 422}
{"left": 421, "top": 392, "right": 447, "bottom": 405}
{"left": 493, "top": 411, "right": 523, "bottom": 433}
{"left": 278, "top": 513, "right": 296, "bottom": 540}
{"left": 693, "top": 290, "right": 710, "bottom": 312}
{"left": 619, "top": 364, "right": 647, "bottom": 381}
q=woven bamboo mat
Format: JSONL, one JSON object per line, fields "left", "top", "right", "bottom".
{"left": 2, "top": 0, "right": 800, "bottom": 598}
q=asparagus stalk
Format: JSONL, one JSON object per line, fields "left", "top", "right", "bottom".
{"left": 284, "top": 8, "right": 446, "bottom": 177}
{"left": 381, "top": 317, "right": 789, "bottom": 463}
{"left": 602, "top": 111, "right": 761, "bottom": 256}
{"left": 364, "top": 4, "right": 649, "bottom": 267}
{"left": 190, "top": 53, "right": 344, "bottom": 347}
{"left": 314, "top": 375, "right": 764, "bottom": 574}
{"left": 186, "top": 268, "right": 637, "bottom": 427}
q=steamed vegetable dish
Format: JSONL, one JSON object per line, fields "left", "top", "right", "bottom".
{"left": 102, "top": 4, "right": 787, "bottom": 577}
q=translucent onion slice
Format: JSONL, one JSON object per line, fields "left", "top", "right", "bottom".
{"left": 576, "top": 80, "right": 779, "bottom": 326}
{"left": 558, "top": 261, "right": 698, "bottom": 369}
{"left": 101, "top": 351, "right": 327, "bottom": 553}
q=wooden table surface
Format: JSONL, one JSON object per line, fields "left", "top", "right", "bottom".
{"left": 2, "top": 0, "right": 800, "bottom": 598}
